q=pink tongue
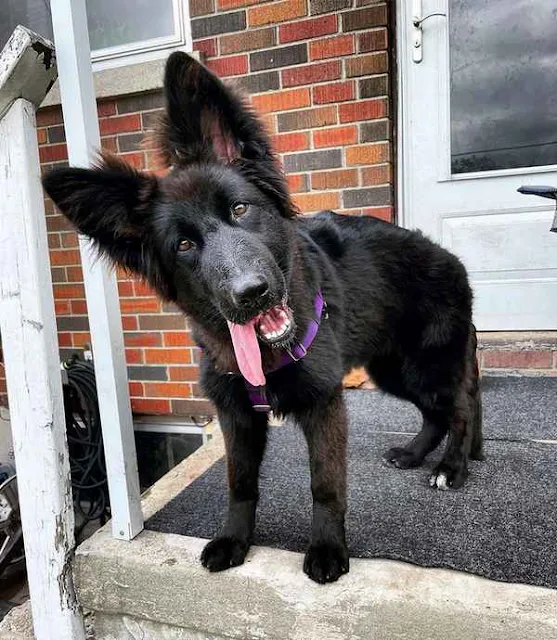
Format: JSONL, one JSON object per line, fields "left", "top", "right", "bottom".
{"left": 227, "top": 320, "right": 266, "bottom": 387}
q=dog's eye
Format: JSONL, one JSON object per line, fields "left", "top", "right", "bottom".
{"left": 177, "top": 239, "right": 194, "bottom": 252}
{"left": 231, "top": 202, "right": 249, "bottom": 218}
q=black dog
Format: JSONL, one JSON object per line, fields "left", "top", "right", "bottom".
{"left": 43, "top": 52, "right": 483, "bottom": 584}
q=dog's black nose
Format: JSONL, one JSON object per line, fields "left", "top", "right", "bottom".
{"left": 231, "top": 274, "right": 269, "bottom": 307}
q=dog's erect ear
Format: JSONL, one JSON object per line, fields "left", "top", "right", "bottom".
{"left": 157, "top": 52, "right": 272, "bottom": 166}
{"left": 42, "top": 155, "right": 162, "bottom": 283}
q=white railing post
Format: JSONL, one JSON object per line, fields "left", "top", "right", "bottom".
{"left": 0, "top": 27, "right": 85, "bottom": 639}
{"left": 49, "top": 0, "right": 144, "bottom": 540}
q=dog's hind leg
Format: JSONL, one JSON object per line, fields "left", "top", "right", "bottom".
{"left": 201, "top": 407, "right": 268, "bottom": 572}
{"left": 297, "top": 387, "right": 349, "bottom": 584}
{"left": 429, "top": 326, "right": 482, "bottom": 489}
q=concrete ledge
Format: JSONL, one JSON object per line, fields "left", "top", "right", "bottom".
{"left": 75, "top": 431, "right": 557, "bottom": 640}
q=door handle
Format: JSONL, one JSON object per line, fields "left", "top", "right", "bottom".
{"left": 412, "top": 0, "right": 446, "bottom": 63}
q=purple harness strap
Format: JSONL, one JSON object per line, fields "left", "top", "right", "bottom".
{"left": 245, "top": 291, "right": 327, "bottom": 412}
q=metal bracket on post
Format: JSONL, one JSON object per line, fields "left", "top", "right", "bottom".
{"left": 0, "top": 26, "right": 86, "bottom": 640}
{"left": 49, "top": 0, "right": 144, "bottom": 541}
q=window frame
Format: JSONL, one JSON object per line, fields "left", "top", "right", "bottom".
{"left": 90, "top": 0, "right": 192, "bottom": 70}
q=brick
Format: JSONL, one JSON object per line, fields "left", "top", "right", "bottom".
{"left": 310, "top": 0, "right": 351, "bottom": 15}
{"left": 342, "top": 6, "right": 388, "bottom": 32}
{"left": 48, "top": 232, "right": 61, "bottom": 249}
{"left": 39, "top": 144, "right": 67, "bottom": 163}
{"left": 346, "top": 142, "right": 389, "bottom": 165}
{"left": 238, "top": 71, "right": 280, "bottom": 94}
{"left": 361, "top": 164, "right": 391, "bottom": 185}
{"left": 144, "top": 382, "right": 195, "bottom": 397}
{"left": 37, "top": 128, "right": 47, "bottom": 144}
{"left": 191, "top": 0, "right": 214, "bottom": 16}
{"left": 66, "top": 266, "right": 84, "bottom": 282}
{"left": 360, "top": 119, "right": 390, "bottom": 142}
{"left": 219, "top": 0, "right": 259, "bottom": 8}
{"left": 145, "top": 349, "right": 192, "bottom": 364}
{"left": 118, "top": 132, "right": 144, "bottom": 152}
{"left": 125, "top": 332, "right": 162, "bottom": 347}
{"left": 482, "top": 350, "right": 553, "bottom": 369}
{"left": 142, "top": 110, "right": 164, "bottom": 131}
{"left": 172, "top": 398, "right": 215, "bottom": 415}
{"left": 220, "top": 28, "right": 275, "bottom": 55}
{"left": 313, "top": 125, "right": 357, "bottom": 148}
{"left": 119, "top": 152, "right": 145, "bottom": 170}
{"left": 58, "top": 333, "right": 73, "bottom": 348}
{"left": 343, "top": 186, "right": 391, "bottom": 208}
{"left": 358, "top": 28, "right": 388, "bottom": 52}
{"left": 313, "top": 81, "right": 355, "bottom": 104}
{"left": 139, "top": 315, "right": 187, "bottom": 330}
{"left": 73, "top": 332, "right": 91, "bottom": 348}
{"left": 70, "top": 300, "right": 88, "bottom": 314}
{"left": 346, "top": 52, "right": 388, "bottom": 77}
{"left": 120, "top": 298, "right": 159, "bottom": 313}
{"left": 311, "top": 169, "right": 358, "bottom": 190}
{"left": 131, "top": 398, "right": 171, "bottom": 415}
{"left": 192, "top": 11, "right": 246, "bottom": 38}
{"left": 126, "top": 348, "right": 143, "bottom": 364}
{"left": 193, "top": 38, "right": 218, "bottom": 57}
{"left": 163, "top": 332, "right": 195, "bottom": 347}
{"left": 50, "top": 267, "right": 66, "bottom": 283}
{"left": 118, "top": 281, "right": 134, "bottom": 297}
{"left": 53, "top": 284, "right": 85, "bottom": 300}
{"left": 359, "top": 75, "right": 388, "bottom": 99}
{"left": 49, "top": 249, "right": 81, "bottom": 266}
{"left": 117, "top": 91, "right": 163, "bottom": 114}
{"left": 47, "top": 215, "right": 73, "bottom": 233}
{"left": 279, "top": 15, "right": 337, "bottom": 44}
{"left": 283, "top": 149, "right": 342, "bottom": 173}
{"left": 122, "top": 316, "right": 138, "bottom": 331}
{"left": 293, "top": 191, "right": 340, "bottom": 213}
{"left": 55, "top": 301, "right": 71, "bottom": 315}
{"left": 101, "top": 136, "right": 118, "bottom": 152}
{"left": 286, "top": 173, "right": 309, "bottom": 193}
{"left": 282, "top": 60, "right": 341, "bottom": 87}
{"left": 99, "top": 114, "right": 141, "bottom": 136}
{"left": 48, "top": 125, "right": 65, "bottom": 143}
{"left": 207, "top": 54, "right": 249, "bottom": 77}
{"left": 97, "top": 101, "right": 117, "bottom": 117}
{"left": 271, "top": 132, "right": 310, "bottom": 153}
{"left": 249, "top": 0, "right": 306, "bottom": 27}
{"left": 362, "top": 206, "right": 393, "bottom": 221}
{"left": 277, "top": 105, "right": 336, "bottom": 131}
{"left": 56, "top": 316, "right": 89, "bottom": 331}
{"left": 250, "top": 44, "right": 307, "bottom": 72}
{"left": 309, "top": 35, "right": 354, "bottom": 60}
{"left": 252, "top": 88, "right": 310, "bottom": 113}
{"left": 37, "top": 107, "right": 62, "bottom": 126}
{"left": 129, "top": 382, "right": 144, "bottom": 397}
{"left": 133, "top": 281, "right": 156, "bottom": 297}
{"left": 339, "top": 98, "right": 387, "bottom": 123}
{"left": 169, "top": 366, "right": 201, "bottom": 381}
{"left": 127, "top": 366, "right": 168, "bottom": 381}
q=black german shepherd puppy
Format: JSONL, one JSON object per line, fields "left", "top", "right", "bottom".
{"left": 43, "top": 52, "right": 482, "bottom": 584}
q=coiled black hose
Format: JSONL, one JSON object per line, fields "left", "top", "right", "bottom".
{"left": 62, "top": 357, "right": 110, "bottom": 535}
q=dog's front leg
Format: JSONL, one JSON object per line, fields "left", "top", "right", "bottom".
{"left": 298, "top": 387, "right": 349, "bottom": 583}
{"left": 201, "top": 407, "right": 268, "bottom": 572}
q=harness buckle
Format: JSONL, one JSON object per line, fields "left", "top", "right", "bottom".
{"left": 286, "top": 342, "right": 307, "bottom": 362}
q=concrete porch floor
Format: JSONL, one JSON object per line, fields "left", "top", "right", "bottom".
{"left": 71, "top": 426, "right": 557, "bottom": 640}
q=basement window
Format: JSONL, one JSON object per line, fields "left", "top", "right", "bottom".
{"left": 0, "top": 0, "right": 192, "bottom": 71}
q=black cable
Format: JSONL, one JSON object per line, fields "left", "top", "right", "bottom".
{"left": 62, "top": 357, "right": 110, "bottom": 536}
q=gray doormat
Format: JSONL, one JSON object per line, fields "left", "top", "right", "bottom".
{"left": 146, "top": 377, "right": 557, "bottom": 588}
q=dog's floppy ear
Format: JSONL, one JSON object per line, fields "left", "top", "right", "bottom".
{"left": 157, "top": 52, "right": 272, "bottom": 166}
{"left": 42, "top": 155, "right": 163, "bottom": 285}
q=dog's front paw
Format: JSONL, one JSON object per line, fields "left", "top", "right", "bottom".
{"left": 201, "top": 537, "right": 249, "bottom": 572}
{"left": 429, "top": 461, "right": 468, "bottom": 490}
{"left": 303, "top": 542, "right": 349, "bottom": 584}
{"left": 383, "top": 446, "right": 423, "bottom": 469}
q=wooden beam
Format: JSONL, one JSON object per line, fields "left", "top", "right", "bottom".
{"left": 0, "top": 98, "right": 86, "bottom": 640}
{"left": 49, "top": 0, "right": 143, "bottom": 540}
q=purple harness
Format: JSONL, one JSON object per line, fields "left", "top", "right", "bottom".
{"left": 245, "top": 291, "right": 327, "bottom": 412}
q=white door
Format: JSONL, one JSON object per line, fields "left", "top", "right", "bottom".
{"left": 398, "top": 0, "right": 557, "bottom": 330}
